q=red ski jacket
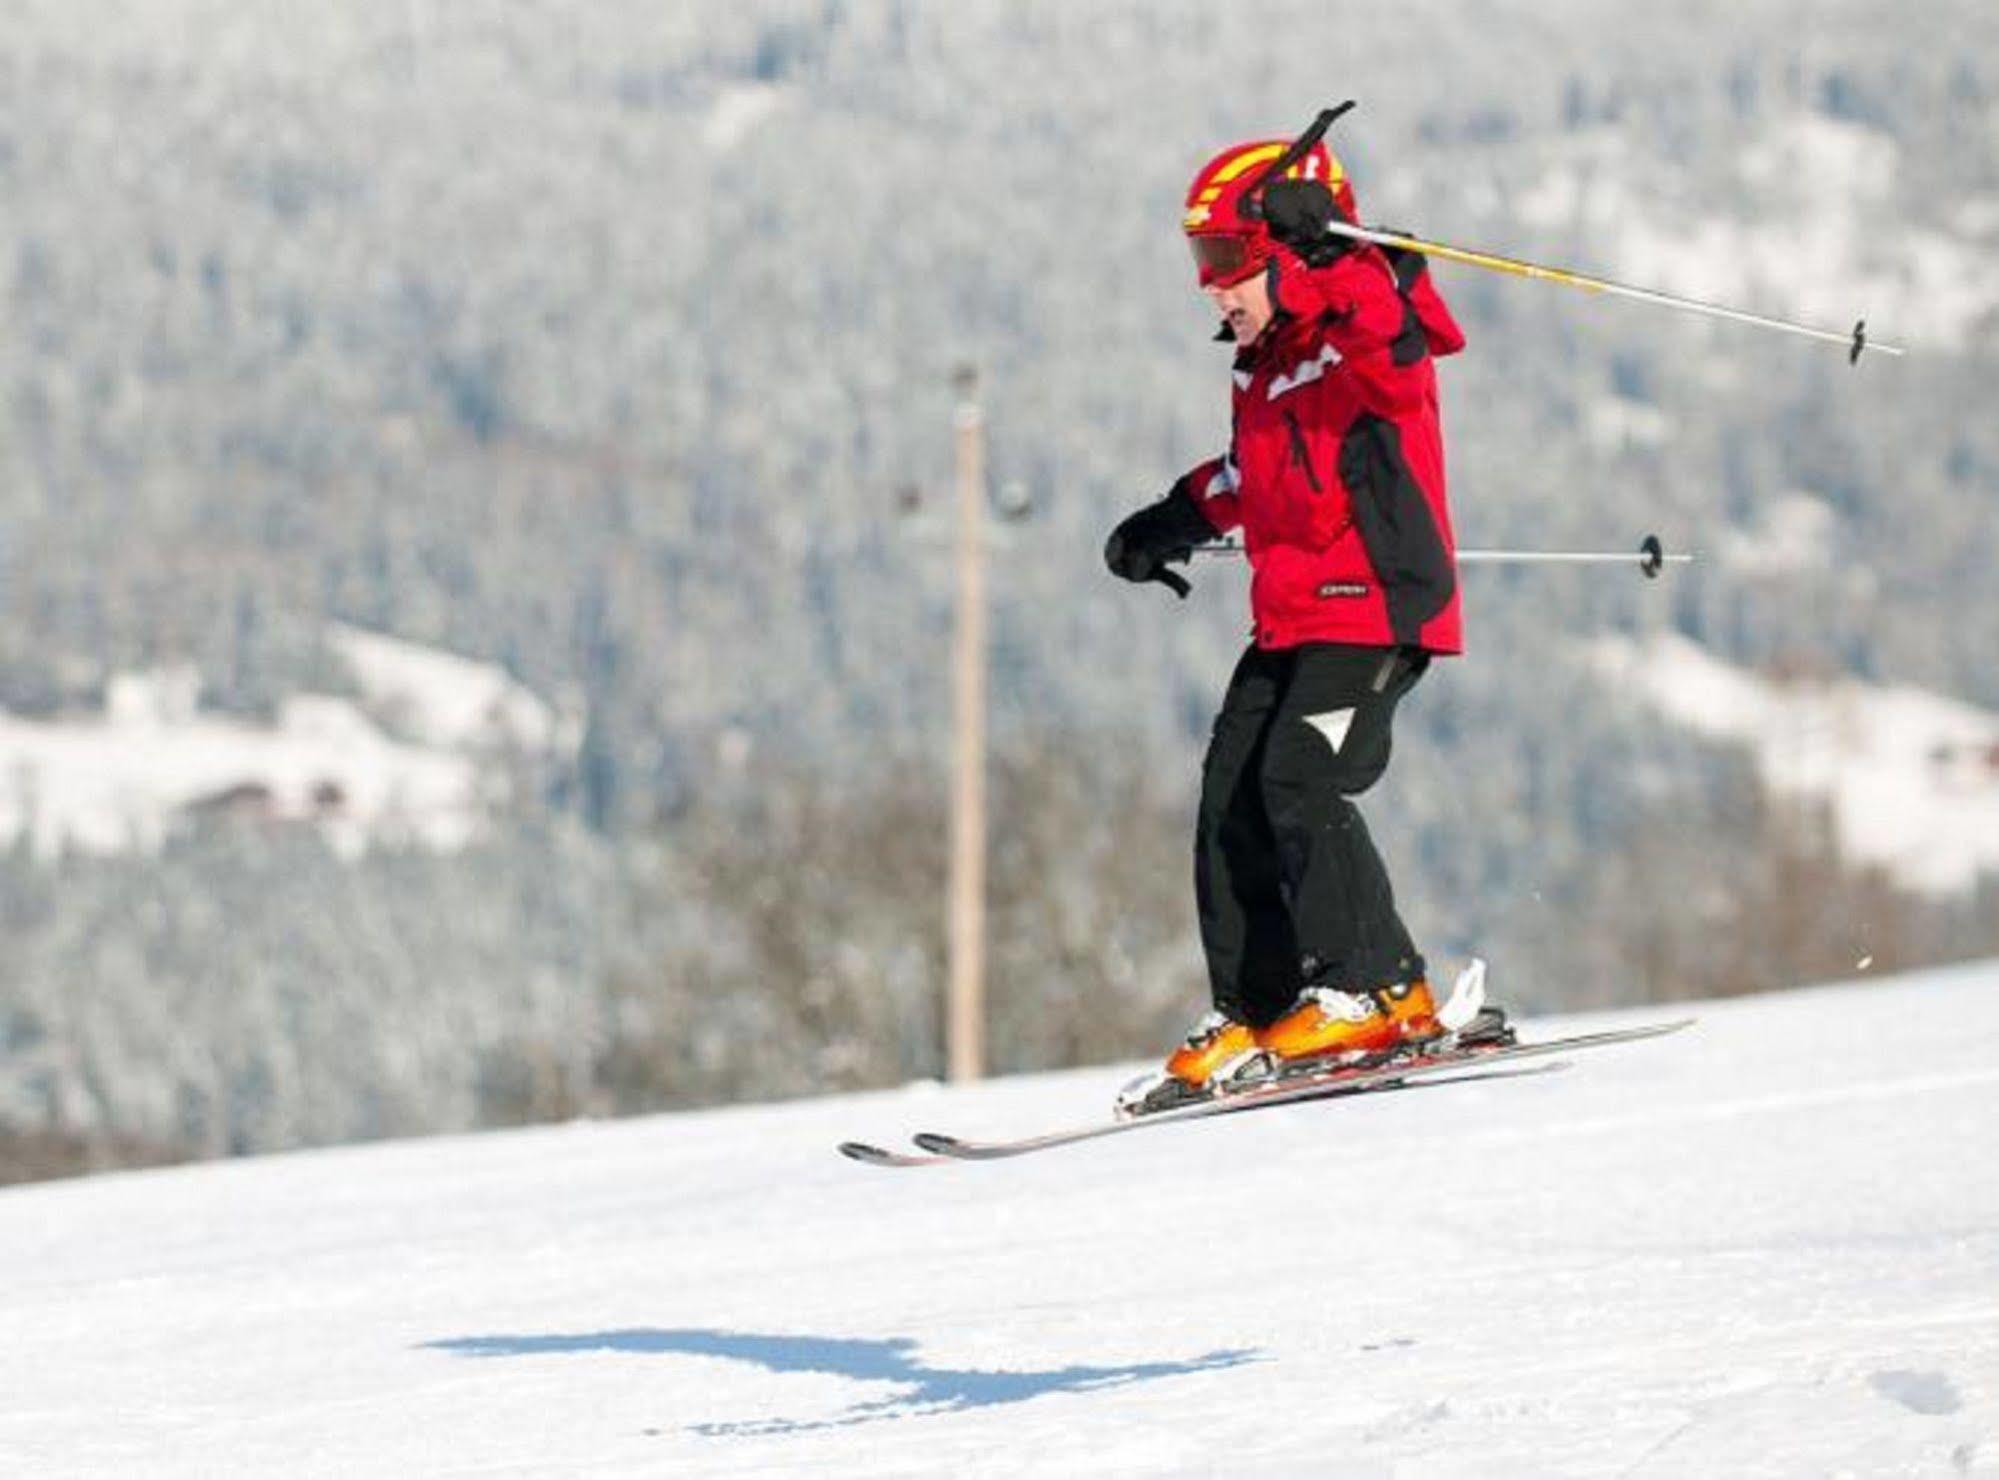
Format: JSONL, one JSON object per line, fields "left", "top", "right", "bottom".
{"left": 1183, "top": 243, "right": 1466, "bottom": 654}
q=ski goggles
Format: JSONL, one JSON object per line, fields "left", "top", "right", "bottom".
{"left": 1188, "top": 232, "right": 1267, "bottom": 289}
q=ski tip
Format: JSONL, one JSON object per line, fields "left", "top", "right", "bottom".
{"left": 840, "top": 1139, "right": 954, "bottom": 1168}
{"left": 838, "top": 1140, "right": 900, "bottom": 1165}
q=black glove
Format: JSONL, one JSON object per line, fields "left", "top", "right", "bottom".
{"left": 1104, "top": 478, "right": 1214, "bottom": 599}
{"left": 1260, "top": 178, "right": 1356, "bottom": 268}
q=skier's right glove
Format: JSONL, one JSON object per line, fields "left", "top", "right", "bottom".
{"left": 1104, "top": 477, "right": 1215, "bottom": 599}
{"left": 1260, "top": 178, "right": 1358, "bottom": 269}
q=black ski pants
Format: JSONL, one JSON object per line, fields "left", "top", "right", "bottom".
{"left": 1195, "top": 642, "right": 1428, "bottom": 1028}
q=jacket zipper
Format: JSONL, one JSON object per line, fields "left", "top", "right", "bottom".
{"left": 1283, "top": 410, "right": 1323, "bottom": 494}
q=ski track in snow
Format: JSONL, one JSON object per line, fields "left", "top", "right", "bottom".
{"left": 2, "top": 964, "right": 1997, "bottom": 1477}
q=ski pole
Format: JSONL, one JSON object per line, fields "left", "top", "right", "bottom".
{"left": 1192, "top": 534, "right": 1693, "bottom": 578}
{"left": 1320, "top": 218, "right": 1900, "bottom": 364}
{"left": 1257, "top": 102, "right": 1903, "bottom": 364}
{"left": 1459, "top": 535, "right": 1694, "bottom": 578}
{"left": 1240, "top": 100, "right": 1356, "bottom": 202}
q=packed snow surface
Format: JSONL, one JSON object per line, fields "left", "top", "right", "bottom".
{"left": 4, "top": 964, "right": 1997, "bottom": 1477}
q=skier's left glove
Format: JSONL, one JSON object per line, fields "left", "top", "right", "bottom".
{"left": 1104, "top": 477, "right": 1215, "bottom": 599}
{"left": 1260, "top": 178, "right": 1357, "bottom": 269}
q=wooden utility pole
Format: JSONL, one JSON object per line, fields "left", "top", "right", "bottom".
{"left": 947, "top": 365, "right": 988, "bottom": 1083}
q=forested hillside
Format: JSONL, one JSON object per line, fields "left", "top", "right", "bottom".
{"left": 3, "top": 0, "right": 1996, "bottom": 1176}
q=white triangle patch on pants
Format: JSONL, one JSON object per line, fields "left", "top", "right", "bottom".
{"left": 1304, "top": 707, "right": 1357, "bottom": 755}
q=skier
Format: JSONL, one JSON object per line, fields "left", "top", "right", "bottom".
{"left": 1105, "top": 135, "right": 1472, "bottom": 1116}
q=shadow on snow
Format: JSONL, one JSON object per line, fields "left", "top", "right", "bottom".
{"left": 422, "top": 1327, "right": 1260, "bottom": 1437}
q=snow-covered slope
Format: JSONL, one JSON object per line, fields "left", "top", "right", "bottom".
{"left": 4, "top": 965, "right": 1996, "bottom": 1477}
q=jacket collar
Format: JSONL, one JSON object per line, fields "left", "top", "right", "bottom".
{"left": 1230, "top": 310, "right": 1313, "bottom": 375}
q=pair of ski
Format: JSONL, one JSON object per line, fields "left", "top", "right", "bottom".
{"left": 839, "top": 962, "right": 1692, "bottom": 1167}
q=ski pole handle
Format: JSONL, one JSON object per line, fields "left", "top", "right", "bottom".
{"left": 1240, "top": 101, "right": 1357, "bottom": 218}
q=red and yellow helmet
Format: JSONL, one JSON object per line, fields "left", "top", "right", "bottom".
{"left": 1182, "top": 138, "right": 1358, "bottom": 288}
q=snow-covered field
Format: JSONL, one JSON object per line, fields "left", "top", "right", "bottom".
{"left": 0, "top": 629, "right": 574, "bottom": 860}
{"left": 1594, "top": 632, "right": 1999, "bottom": 895}
{"left": 4, "top": 964, "right": 1996, "bottom": 1478}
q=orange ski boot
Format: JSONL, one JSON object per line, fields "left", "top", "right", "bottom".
{"left": 1113, "top": 1011, "right": 1262, "bottom": 1119}
{"left": 1375, "top": 979, "right": 1442, "bottom": 1044}
{"left": 1257, "top": 979, "right": 1443, "bottom": 1075}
